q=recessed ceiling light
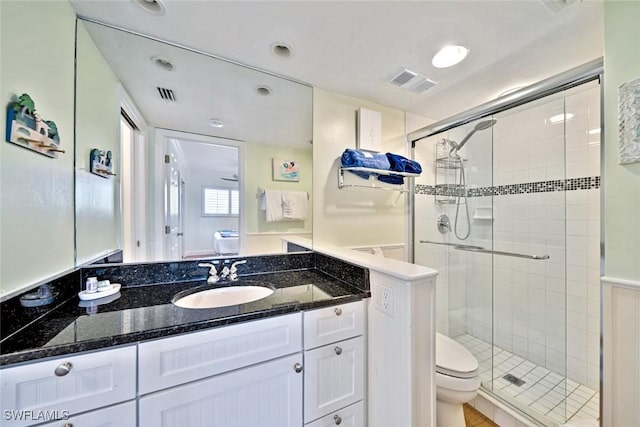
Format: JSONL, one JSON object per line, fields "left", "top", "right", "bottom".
{"left": 151, "top": 56, "right": 174, "bottom": 71}
{"left": 432, "top": 45, "right": 469, "bottom": 68}
{"left": 209, "top": 119, "right": 224, "bottom": 128}
{"left": 271, "top": 42, "right": 293, "bottom": 58}
{"left": 549, "top": 113, "right": 574, "bottom": 124}
{"left": 132, "top": 0, "right": 166, "bottom": 15}
{"left": 255, "top": 85, "right": 273, "bottom": 96}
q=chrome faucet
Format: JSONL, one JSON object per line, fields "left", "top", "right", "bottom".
{"left": 198, "top": 263, "right": 220, "bottom": 284}
{"left": 229, "top": 260, "right": 247, "bottom": 281}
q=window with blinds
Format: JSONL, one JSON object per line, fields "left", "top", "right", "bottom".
{"left": 202, "top": 187, "right": 239, "bottom": 216}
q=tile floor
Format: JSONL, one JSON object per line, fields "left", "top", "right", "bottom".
{"left": 456, "top": 334, "right": 599, "bottom": 426}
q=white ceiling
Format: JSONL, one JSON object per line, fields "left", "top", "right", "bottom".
{"left": 71, "top": 0, "right": 604, "bottom": 124}
{"left": 82, "top": 20, "right": 313, "bottom": 148}
{"left": 174, "top": 138, "right": 238, "bottom": 178}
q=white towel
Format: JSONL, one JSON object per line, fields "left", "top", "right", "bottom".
{"left": 262, "top": 190, "right": 284, "bottom": 222}
{"left": 281, "top": 191, "right": 308, "bottom": 221}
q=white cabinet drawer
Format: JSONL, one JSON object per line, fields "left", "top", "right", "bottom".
{"left": 304, "top": 300, "right": 364, "bottom": 350}
{"left": 38, "top": 401, "right": 136, "bottom": 427}
{"left": 138, "top": 312, "right": 302, "bottom": 394}
{"left": 0, "top": 346, "right": 136, "bottom": 427}
{"left": 139, "top": 353, "right": 304, "bottom": 427}
{"left": 304, "top": 336, "right": 365, "bottom": 423}
{"left": 306, "top": 401, "right": 365, "bottom": 427}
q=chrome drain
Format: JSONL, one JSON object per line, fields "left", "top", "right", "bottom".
{"left": 503, "top": 373, "right": 526, "bottom": 386}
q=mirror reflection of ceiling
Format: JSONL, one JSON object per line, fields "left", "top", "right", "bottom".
{"left": 173, "top": 139, "right": 239, "bottom": 179}
{"left": 82, "top": 20, "right": 313, "bottom": 149}
{"left": 70, "top": 0, "right": 603, "bottom": 122}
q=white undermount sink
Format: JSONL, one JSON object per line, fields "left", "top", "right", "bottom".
{"left": 172, "top": 284, "right": 274, "bottom": 309}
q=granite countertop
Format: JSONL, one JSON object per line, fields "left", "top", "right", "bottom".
{"left": 0, "top": 269, "right": 368, "bottom": 366}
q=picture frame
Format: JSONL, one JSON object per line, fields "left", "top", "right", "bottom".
{"left": 272, "top": 158, "right": 299, "bottom": 181}
{"left": 618, "top": 77, "right": 640, "bottom": 165}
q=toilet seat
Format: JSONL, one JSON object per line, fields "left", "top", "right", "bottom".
{"left": 436, "top": 333, "right": 479, "bottom": 379}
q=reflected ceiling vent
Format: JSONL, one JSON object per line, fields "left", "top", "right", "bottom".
{"left": 389, "top": 68, "right": 418, "bottom": 87}
{"left": 540, "top": 0, "right": 578, "bottom": 14}
{"left": 157, "top": 87, "right": 176, "bottom": 102}
{"left": 388, "top": 68, "right": 437, "bottom": 94}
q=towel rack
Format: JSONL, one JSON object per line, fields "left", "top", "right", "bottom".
{"left": 338, "top": 167, "right": 418, "bottom": 192}
{"left": 257, "top": 188, "right": 310, "bottom": 199}
{"left": 419, "top": 240, "right": 550, "bottom": 260}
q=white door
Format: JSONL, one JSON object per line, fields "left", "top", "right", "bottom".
{"left": 304, "top": 336, "right": 365, "bottom": 423}
{"left": 139, "top": 353, "right": 303, "bottom": 427}
{"left": 119, "top": 105, "right": 147, "bottom": 263}
{"left": 38, "top": 401, "right": 136, "bottom": 427}
{"left": 164, "top": 154, "right": 183, "bottom": 260}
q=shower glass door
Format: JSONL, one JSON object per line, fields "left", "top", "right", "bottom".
{"left": 413, "top": 79, "right": 601, "bottom": 426}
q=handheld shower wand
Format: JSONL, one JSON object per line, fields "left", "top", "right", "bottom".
{"left": 449, "top": 119, "right": 497, "bottom": 155}
{"left": 447, "top": 119, "right": 497, "bottom": 240}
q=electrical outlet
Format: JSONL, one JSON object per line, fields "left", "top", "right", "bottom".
{"left": 374, "top": 283, "right": 394, "bottom": 317}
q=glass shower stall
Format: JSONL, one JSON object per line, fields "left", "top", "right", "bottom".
{"left": 410, "top": 64, "right": 602, "bottom": 426}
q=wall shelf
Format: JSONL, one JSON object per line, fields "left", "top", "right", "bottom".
{"left": 338, "top": 167, "right": 418, "bottom": 192}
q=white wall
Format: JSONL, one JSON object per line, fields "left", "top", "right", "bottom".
{"left": 603, "top": 3, "right": 640, "bottom": 280}
{"left": 312, "top": 88, "right": 407, "bottom": 250}
{"left": 0, "top": 1, "right": 76, "bottom": 298}
{"left": 75, "top": 22, "right": 121, "bottom": 265}
{"left": 602, "top": 2, "right": 640, "bottom": 425}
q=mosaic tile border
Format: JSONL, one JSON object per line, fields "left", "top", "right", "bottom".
{"left": 415, "top": 176, "right": 600, "bottom": 197}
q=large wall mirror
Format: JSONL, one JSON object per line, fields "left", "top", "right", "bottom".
{"left": 75, "top": 19, "right": 313, "bottom": 265}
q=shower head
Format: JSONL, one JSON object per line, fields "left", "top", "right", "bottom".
{"left": 449, "top": 119, "right": 497, "bottom": 153}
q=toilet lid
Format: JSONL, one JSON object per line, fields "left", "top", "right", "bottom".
{"left": 436, "top": 333, "right": 479, "bottom": 379}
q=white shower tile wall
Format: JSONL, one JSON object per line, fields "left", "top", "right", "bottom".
{"left": 460, "top": 81, "right": 601, "bottom": 390}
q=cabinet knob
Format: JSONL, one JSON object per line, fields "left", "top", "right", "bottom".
{"left": 63, "top": 424, "right": 73, "bottom": 427}
{"left": 334, "top": 346, "right": 343, "bottom": 355}
{"left": 334, "top": 307, "right": 342, "bottom": 316}
{"left": 334, "top": 414, "right": 342, "bottom": 425}
{"left": 54, "top": 362, "right": 73, "bottom": 377}
{"left": 293, "top": 363, "right": 303, "bottom": 373}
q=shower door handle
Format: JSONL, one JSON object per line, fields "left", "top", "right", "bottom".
{"left": 453, "top": 245, "right": 550, "bottom": 260}
{"left": 419, "top": 240, "right": 484, "bottom": 250}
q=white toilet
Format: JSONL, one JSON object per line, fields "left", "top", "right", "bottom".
{"left": 435, "top": 332, "right": 482, "bottom": 427}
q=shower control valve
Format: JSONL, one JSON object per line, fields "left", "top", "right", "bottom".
{"left": 437, "top": 214, "right": 451, "bottom": 234}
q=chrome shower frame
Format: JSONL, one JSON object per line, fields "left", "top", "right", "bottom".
{"left": 407, "top": 57, "right": 603, "bottom": 263}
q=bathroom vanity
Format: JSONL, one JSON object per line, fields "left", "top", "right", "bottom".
{"left": 0, "top": 249, "right": 438, "bottom": 427}
{"left": 0, "top": 253, "right": 369, "bottom": 427}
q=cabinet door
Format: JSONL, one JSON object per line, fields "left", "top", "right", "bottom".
{"left": 304, "top": 301, "right": 364, "bottom": 350}
{"left": 139, "top": 312, "right": 302, "bottom": 394}
{"left": 38, "top": 401, "right": 136, "bottom": 427}
{"left": 139, "top": 353, "right": 303, "bottom": 427}
{"left": 306, "top": 401, "right": 365, "bottom": 427}
{"left": 304, "top": 336, "right": 365, "bottom": 423}
{"left": 0, "top": 346, "right": 136, "bottom": 427}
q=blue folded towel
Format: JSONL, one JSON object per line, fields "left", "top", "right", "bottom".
{"left": 341, "top": 149, "right": 390, "bottom": 179}
{"left": 386, "top": 153, "right": 422, "bottom": 174}
{"left": 377, "top": 154, "right": 422, "bottom": 185}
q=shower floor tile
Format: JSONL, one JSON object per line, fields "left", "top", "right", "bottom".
{"left": 455, "top": 333, "right": 599, "bottom": 426}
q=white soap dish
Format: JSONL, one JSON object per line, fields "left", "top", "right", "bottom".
{"left": 473, "top": 206, "right": 494, "bottom": 220}
{"left": 78, "top": 283, "right": 121, "bottom": 301}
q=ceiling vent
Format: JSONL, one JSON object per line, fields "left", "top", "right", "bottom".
{"left": 157, "top": 87, "right": 176, "bottom": 102}
{"left": 410, "top": 78, "right": 437, "bottom": 94}
{"left": 389, "top": 68, "right": 418, "bottom": 87}
{"left": 388, "top": 68, "right": 437, "bottom": 94}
